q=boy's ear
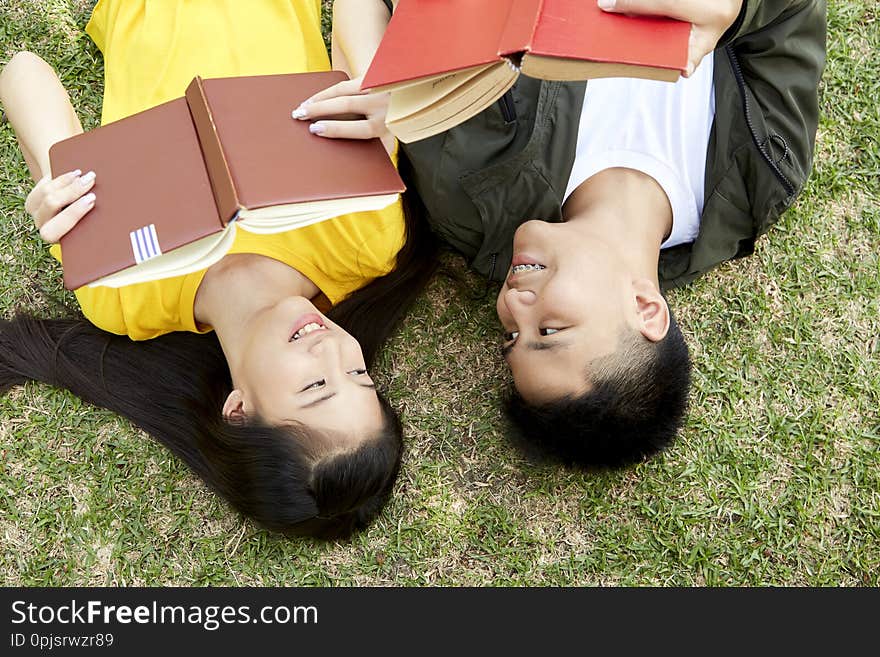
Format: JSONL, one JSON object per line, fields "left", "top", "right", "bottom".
{"left": 222, "top": 390, "right": 248, "bottom": 425}
{"left": 633, "top": 278, "right": 670, "bottom": 343}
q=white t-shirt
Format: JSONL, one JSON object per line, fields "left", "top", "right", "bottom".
{"left": 563, "top": 57, "right": 716, "bottom": 249}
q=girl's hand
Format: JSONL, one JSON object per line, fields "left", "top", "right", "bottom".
{"left": 598, "top": 0, "right": 743, "bottom": 77}
{"left": 24, "top": 169, "right": 96, "bottom": 243}
{"left": 291, "top": 75, "right": 395, "bottom": 153}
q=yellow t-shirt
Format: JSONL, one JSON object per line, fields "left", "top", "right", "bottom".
{"left": 54, "top": 0, "right": 405, "bottom": 340}
{"left": 89, "top": 0, "right": 330, "bottom": 124}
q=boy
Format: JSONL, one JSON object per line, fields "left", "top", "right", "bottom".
{"left": 300, "top": 0, "right": 827, "bottom": 467}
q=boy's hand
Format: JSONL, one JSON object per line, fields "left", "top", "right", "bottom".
{"left": 25, "top": 169, "right": 96, "bottom": 243}
{"left": 598, "top": 0, "right": 743, "bottom": 77}
{"left": 291, "top": 75, "right": 395, "bottom": 153}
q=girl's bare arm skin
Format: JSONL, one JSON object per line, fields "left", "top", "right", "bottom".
{"left": 0, "top": 52, "right": 96, "bottom": 242}
{"left": 292, "top": 0, "right": 396, "bottom": 151}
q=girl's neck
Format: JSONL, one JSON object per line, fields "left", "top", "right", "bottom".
{"left": 194, "top": 254, "right": 319, "bottom": 347}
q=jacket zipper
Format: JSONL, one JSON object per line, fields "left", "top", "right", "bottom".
{"left": 726, "top": 45, "right": 795, "bottom": 196}
{"left": 498, "top": 90, "right": 516, "bottom": 123}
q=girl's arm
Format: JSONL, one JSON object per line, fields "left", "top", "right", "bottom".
{"left": 0, "top": 51, "right": 96, "bottom": 242}
{"left": 292, "top": 0, "right": 395, "bottom": 151}
{"left": 0, "top": 51, "right": 83, "bottom": 178}
{"left": 331, "top": 0, "right": 395, "bottom": 79}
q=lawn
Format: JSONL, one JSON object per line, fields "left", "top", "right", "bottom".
{"left": 0, "top": 0, "right": 877, "bottom": 586}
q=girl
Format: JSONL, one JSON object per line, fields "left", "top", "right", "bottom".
{"left": 0, "top": 0, "right": 435, "bottom": 539}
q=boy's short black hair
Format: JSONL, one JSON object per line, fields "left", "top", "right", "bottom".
{"left": 505, "top": 313, "right": 691, "bottom": 468}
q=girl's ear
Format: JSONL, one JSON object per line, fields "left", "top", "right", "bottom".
{"left": 222, "top": 389, "right": 248, "bottom": 425}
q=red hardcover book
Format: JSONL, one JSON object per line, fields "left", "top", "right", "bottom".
{"left": 362, "top": 0, "right": 690, "bottom": 143}
{"left": 50, "top": 71, "right": 404, "bottom": 290}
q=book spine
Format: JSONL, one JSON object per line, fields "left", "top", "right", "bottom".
{"left": 497, "top": 0, "right": 544, "bottom": 58}
{"left": 184, "top": 76, "right": 240, "bottom": 225}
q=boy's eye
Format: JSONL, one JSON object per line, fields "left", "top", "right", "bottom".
{"left": 503, "top": 331, "right": 519, "bottom": 342}
{"left": 301, "top": 379, "right": 326, "bottom": 392}
{"left": 348, "top": 368, "right": 368, "bottom": 375}
{"left": 540, "top": 328, "right": 560, "bottom": 336}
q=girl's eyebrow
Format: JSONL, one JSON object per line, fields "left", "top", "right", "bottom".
{"left": 298, "top": 392, "right": 337, "bottom": 409}
{"left": 297, "top": 381, "right": 375, "bottom": 409}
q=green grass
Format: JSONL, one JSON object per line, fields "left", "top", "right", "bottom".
{"left": 0, "top": 0, "right": 877, "bottom": 586}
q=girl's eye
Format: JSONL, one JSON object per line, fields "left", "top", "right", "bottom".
{"left": 348, "top": 368, "right": 367, "bottom": 375}
{"left": 301, "top": 379, "right": 325, "bottom": 392}
{"left": 504, "top": 331, "right": 519, "bottom": 342}
{"left": 540, "top": 328, "right": 560, "bottom": 336}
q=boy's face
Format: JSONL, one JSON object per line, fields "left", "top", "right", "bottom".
{"left": 495, "top": 220, "right": 627, "bottom": 402}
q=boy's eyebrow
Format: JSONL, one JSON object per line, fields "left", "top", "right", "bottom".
{"left": 501, "top": 340, "right": 566, "bottom": 359}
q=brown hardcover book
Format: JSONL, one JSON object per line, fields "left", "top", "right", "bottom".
{"left": 50, "top": 71, "right": 405, "bottom": 290}
{"left": 361, "top": 0, "right": 690, "bottom": 143}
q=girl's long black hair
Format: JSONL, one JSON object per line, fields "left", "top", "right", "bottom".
{"left": 0, "top": 153, "right": 438, "bottom": 540}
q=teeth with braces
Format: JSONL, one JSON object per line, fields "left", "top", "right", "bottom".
{"left": 512, "top": 264, "right": 546, "bottom": 274}
{"left": 292, "top": 322, "right": 326, "bottom": 340}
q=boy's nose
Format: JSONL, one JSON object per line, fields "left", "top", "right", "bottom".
{"left": 504, "top": 287, "right": 537, "bottom": 309}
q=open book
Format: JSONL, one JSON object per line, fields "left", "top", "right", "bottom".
{"left": 49, "top": 71, "right": 405, "bottom": 290}
{"left": 361, "top": 0, "right": 690, "bottom": 143}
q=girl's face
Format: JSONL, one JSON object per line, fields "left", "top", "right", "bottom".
{"left": 233, "top": 296, "right": 384, "bottom": 444}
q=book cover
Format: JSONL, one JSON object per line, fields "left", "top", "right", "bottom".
{"left": 361, "top": 0, "right": 514, "bottom": 92}
{"left": 50, "top": 71, "right": 404, "bottom": 290}
{"left": 363, "top": 0, "right": 689, "bottom": 90}
{"left": 50, "top": 97, "right": 220, "bottom": 291}
{"left": 202, "top": 73, "right": 404, "bottom": 209}
{"left": 521, "top": 0, "right": 690, "bottom": 73}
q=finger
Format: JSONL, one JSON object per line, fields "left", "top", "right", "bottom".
{"left": 33, "top": 170, "right": 96, "bottom": 227}
{"left": 293, "top": 95, "right": 372, "bottom": 121}
{"left": 38, "top": 192, "right": 95, "bottom": 243}
{"left": 24, "top": 174, "right": 52, "bottom": 216}
{"left": 598, "top": 0, "right": 715, "bottom": 24}
{"left": 300, "top": 78, "right": 366, "bottom": 107}
{"left": 308, "top": 119, "right": 386, "bottom": 141}
{"left": 25, "top": 169, "right": 80, "bottom": 214}
{"left": 683, "top": 31, "right": 716, "bottom": 77}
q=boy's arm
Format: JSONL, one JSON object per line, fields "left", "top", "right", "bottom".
{"left": 604, "top": 0, "right": 826, "bottom": 199}
{"left": 719, "top": 0, "right": 824, "bottom": 45}
{"left": 599, "top": 0, "right": 743, "bottom": 76}
{"left": 724, "top": 0, "right": 827, "bottom": 203}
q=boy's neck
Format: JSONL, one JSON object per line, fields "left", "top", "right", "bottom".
{"left": 562, "top": 168, "right": 672, "bottom": 285}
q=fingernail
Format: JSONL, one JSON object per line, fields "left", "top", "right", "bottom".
{"left": 597, "top": 0, "right": 616, "bottom": 9}
{"left": 68, "top": 169, "right": 82, "bottom": 177}
{"left": 309, "top": 123, "right": 325, "bottom": 135}
{"left": 80, "top": 171, "right": 96, "bottom": 185}
{"left": 81, "top": 192, "right": 96, "bottom": 204}
{"left": 291, "top": 106, "right": 308, "bottom": 120}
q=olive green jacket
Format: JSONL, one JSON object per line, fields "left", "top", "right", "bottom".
{"left": 381, "top": 0, "right": 827, "bottom": 288}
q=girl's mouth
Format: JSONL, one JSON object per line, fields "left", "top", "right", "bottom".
{"left": 289, "top": 313, "right": 327, "bottom": 341}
